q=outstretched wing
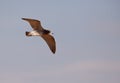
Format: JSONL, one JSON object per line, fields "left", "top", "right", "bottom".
{"left": 22, "top": 18, "right": 43, "bottom": 30}
{"left": 41, "top": 34, "right": 56, "bottom": 54}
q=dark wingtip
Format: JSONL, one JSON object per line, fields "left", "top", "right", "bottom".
{"left": 52, "top": 48, "right": 56, "bottom": 54}
{"left": 52, "top": 51, "right": 55, "bottom": 54}
{"left": 22, "top": 18, "right": 26, "bottom": 20}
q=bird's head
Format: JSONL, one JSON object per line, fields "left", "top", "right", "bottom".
{"left": 43, "top": 29, "right": 51, "bottom": 34}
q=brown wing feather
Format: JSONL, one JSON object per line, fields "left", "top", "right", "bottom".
{"left": 22, "top": 18, "right": 43, "bottom": 30}
{"left": 41, "top": 34, "right": 56, "bottom": 54}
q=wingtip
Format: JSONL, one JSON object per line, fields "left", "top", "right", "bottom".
{"left": 52, "top": 48, "right": 56, "bottom": 54}
{"left": 22, "top": 18, "right": 26, "bottom": 20}
{"left": 52, "top": 51, "right": 56, "bottom": 54}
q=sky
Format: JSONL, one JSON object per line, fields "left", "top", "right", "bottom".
{"left": 0, "top": 0, "right": 120, "bottom": 83}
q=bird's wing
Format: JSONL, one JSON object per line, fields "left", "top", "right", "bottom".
{"left": 41, "top": 34, "right": 56, "bottom": 54}
{"left": 22, "top": 18, "right": 43, "bottom": 30}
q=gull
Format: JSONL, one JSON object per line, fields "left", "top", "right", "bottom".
{"left": 22, "top": 18, "right": 56, "bottom": 54}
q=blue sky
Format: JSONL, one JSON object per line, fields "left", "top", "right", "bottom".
{"left": 0, "top": 0, "right": 120, "bottom": 83}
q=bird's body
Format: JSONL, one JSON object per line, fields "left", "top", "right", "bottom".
{"left": 22, "top": 18, "right": 56, "bottom": 54}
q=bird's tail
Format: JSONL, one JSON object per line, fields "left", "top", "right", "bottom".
{"left": 26, "top": 31, "right": 32, "bottom": 36}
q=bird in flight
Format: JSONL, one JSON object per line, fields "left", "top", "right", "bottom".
{"left": 22, "top": 18, "right": 56, "bottom": 54}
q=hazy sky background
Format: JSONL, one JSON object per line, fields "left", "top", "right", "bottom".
{"left": 0, "top": 0, "right": 120, "bottom": 83}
